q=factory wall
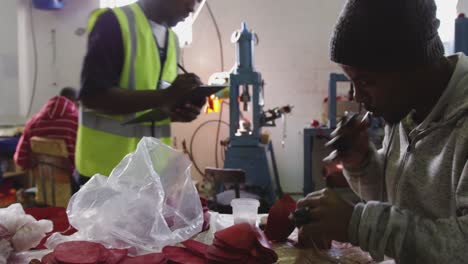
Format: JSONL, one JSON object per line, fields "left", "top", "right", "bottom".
{"left": 459, "top": 0, "right": 468, "bottom": 14}
{"left": 17, "top": 0, "right": 97, "bottom": 118}
{"left": 0, "top": 0, "right": 20, "bottom": 123}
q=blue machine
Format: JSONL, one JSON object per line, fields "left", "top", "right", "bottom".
{"left": 223, "top": 23, "right": 290, "bottom": 205}
{"left": 455, "top": 14, "right": 468, "bottom": 54}
{"left": 303, "top": 73, "right": 384, "bottom": 195}
{"left": 303, "top": 73, "right": 345, "bottom": 195}
{"left": 32, "top": 0, "right": 64, "bottom": 10}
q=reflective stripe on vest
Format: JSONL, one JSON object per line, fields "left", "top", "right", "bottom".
{"left": 81, "top": 112, "right": 171, "bottom": 138}
{"left": 121, "top": 6, "right": 137, "bottom": 91}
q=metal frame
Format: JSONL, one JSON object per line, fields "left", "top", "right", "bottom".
{"left": 303, "top": 73, "right": 349, "bottom": 195}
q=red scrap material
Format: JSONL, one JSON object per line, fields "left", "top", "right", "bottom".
{"left": 41, "top": 252, "right": 58, "bottom": 264}
{"left": 207, "top": 223, "right": 278, "bottom": 264}
{"left": 181, "top": 239, "right": 209, "bottom": 258}
{"left": 119, "top": 253, "right": 167, "bottom": 264}
{"left": 41, "top": 241, "right": 166, "bottom": 264}
{"left": 162, "top": 246, "right": 205, "bottom": 264}
{"left": 206, "top": 245, "right": 247, "bottom": 262}
{"left": 105, "top": 249, "right": 129, "bottom": 264}
{"left": 164, "top": 224, "right": 278, "bottom": 264}
{"left": 214, "top": 223, "right": 256, "bottom": 252}
{"left": 264, "top": 194, "right": 297, "bottom": 242}
{"left": 41, "top": 223, "right": 278, "bottom": 264}
{"left": 53, "top": 241, "right": 103, "bottom": 264}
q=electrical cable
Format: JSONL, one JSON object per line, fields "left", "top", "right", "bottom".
{"left": 27, "top": 1, "right": 39, "bottom": 117}
{"left": 205, "top": 1, "right": 224, "bottom": 71}
{"left": 190, "top": 120, "right": 229, "bottom": 178}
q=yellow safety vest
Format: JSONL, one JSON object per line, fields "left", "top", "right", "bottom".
{"left": 76, "top": 3, "right": 178, "bottom": 177}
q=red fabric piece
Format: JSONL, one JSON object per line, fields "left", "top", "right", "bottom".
{"left": 24, "top": 207, "right": 77, "bottom": 249}
{"left": 254, "top": 228, "right": 277, "bottom": 260}
{"left": 264, "top": 194, "right": 297, "bottom": 242}
{"left": 207, "top": 223, "right": 278, "bottom": 264}
{"left": 212, "top": 238, "right": 248, "bottom": 255}
{"left": 14, "top": 96, "right": 78, "bottom": 172}
{"left": 106, "top": 249, "right": 129, "bottom": 264}
{"left": 214, "top": 223, "right": 256, "bottom": 251}
{"left": 53, "top": 241, "right": 102, "bottom": 264}
{"left": 205, "top": 250, "right": 247, "bottom": 264}
{"left": 206, "top": 246, "right": 247, "bottom": 262}
{"left": 181, "top": 240, "right": 208, "bottom": 258}
{"left": 41, "top": 252, "right": 58, "bottom": 264}
{"left": 162, "top": 246, "right": 205, "bottom": 264}
{"left": 119, "top": 253, "right": 167, "bottom": 264}
{"left": 44, "top": 240, "right": 167, "bottom": 264}
{"left": 98, "top": 246, "right": 111, "bottom": 262}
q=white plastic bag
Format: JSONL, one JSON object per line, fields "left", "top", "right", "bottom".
{"left": 0, "top": 240, "right": 12, "bottom": 264}
{"left": 0, "top": 203, "right": 53, "bottom": 263}
{"left": 46, "top": 137, "right": 203, "bottom": 255}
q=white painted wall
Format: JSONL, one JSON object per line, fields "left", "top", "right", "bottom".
{"left": 0, "top": 0, "right": 19, "bottom": 122}
{"left": 17, "top": 0, "right": 96, "bottom": 117}
{"left": 173, "top": 0, "right": 346, "bottom": 193}
{"left": 459, "top": 0, "right": 468, "bottom": 13}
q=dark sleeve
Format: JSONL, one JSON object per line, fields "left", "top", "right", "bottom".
{"left": 79, "top": 10, "right": 124, "bottom": 98}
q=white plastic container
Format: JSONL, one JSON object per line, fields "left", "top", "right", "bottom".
{"left": 230, "top": 198, "right": 260, "bottom": 226}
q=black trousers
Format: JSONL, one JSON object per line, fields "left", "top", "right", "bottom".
{"left": 71, "top": 171, "right": 91, "bottom": 194}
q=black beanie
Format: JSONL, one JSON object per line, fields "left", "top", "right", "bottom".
{"left": 330, "top": 0, "right": 445, "bottom": 71}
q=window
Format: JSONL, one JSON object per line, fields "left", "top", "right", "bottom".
{"left": 99, "top": 0, "right": 193, "bottom": 47}
{"left": 435, "top": 0, "right": 458, "bottom": 54}
{"left": 100, "top": 0, "right": 136, "bottom": 8}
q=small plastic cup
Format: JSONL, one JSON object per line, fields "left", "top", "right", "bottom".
{"left": 231, "top": 198, "right": 260, "bottom": 226}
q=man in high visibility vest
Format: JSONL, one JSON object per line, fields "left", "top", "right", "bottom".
{"left": 76, "top": 0, "right": 204, "bottom": 185}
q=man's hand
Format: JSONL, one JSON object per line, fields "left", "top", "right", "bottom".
{"left": 189, "top": 96, "right": 207, "bottom": 109}
{"left": 296, "top": 188, "right": 354, "bottom": 249}
{"left": 323, "top": 113, "right": 371, "bottom": 167}
{"left": 168, "top": 103, "right": 201, "bottom": 123}
{"left": 165, "top": 73, "right": 203, "bottom": 106}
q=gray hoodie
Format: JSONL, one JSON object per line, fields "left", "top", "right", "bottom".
{"left": 344, "top": 53, "right": 468, "bottom": 263}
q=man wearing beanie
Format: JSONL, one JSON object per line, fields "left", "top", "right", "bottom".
{"left": 297, "top": 0, "right": 468, "bottom": 263}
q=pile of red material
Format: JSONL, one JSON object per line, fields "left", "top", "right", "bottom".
{"left": 264, "top": 194, "right": 297, "bottom": 242}
{"left": 26, "top": 196, "right": 210, "bottom": 250}
{"left": 164, "top": 223, "right": 278, "bottom": 264}
{"left": 41, "top": 223, "right": 279, "bottom": 264}
{"left": 163, "top": 241, "right": 206, "bottom": 264}
{"left": 37, "top": 198, "right": 280, "bottom": 263}
{"left": 207, "top": 223, "right": 278, "bottom": 263}
{"left": 41, "top": 241, "right": 167, "bottom": 264}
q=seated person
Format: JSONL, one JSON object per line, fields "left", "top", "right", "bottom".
{"left": 297, "top": 0, "right": 468, "bottom": 263}
{"left": 14, "top": 87, "right": 78, "bottom": 174}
